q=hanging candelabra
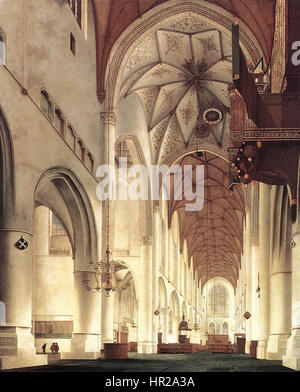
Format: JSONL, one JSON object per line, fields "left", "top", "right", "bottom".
{"left": 83, "top": 244, "right": 118, "bottom": 296}
{"left": 84, "top": 245, "right": 118, "bottom": 297}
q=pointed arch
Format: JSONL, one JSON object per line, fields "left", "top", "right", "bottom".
{"left": 0, "top": 108, "right": 15, "bottom": 226}
{"left": 34, "top": 168, "right": 98, "bottom": 269}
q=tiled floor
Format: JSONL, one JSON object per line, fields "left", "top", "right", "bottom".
{"left": 2, "top": 351, "right": 295, "bottom": 372}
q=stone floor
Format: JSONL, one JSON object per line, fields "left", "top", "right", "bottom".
{"left": 1, "top": 351, "right": 296, "bottom": 372}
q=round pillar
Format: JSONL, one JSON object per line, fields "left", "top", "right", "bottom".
{"left": 68, "top": 271, "right": 101, "bottom": 358}
{"left": 101, "top": 291, "right": 114, "bottom": 344}
{"left": 283, "top": 232, "right": 300, "bottom": 370}
{"left": 245, "top": 210, "right": 252, "bottom": 353}
{"left": 267, "top": 272, "right": 291, "bottom": 359}
{"left": 152, "top": 207, "right": 160, "bottom": 346}
{"left": 137, "top": 236, "right": 154, "bottom": 353}
{"left": 0, "top": 229, "right": 33, "bottom": 327}
{"left": 0, "top": 229, "right": 45, "bottom": 363}
{"left": 33, "top": 206, "right": 49, "bottom": 256}
{"left": 257, "top": 183, "right": 271, "bottom": 359}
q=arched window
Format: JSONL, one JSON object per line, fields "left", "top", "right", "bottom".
{"left": 67, "top": 0, "right": 87, "bottom": 35}
{"left": 86, "top": 151, "right": 94, "bottom": 173}
{"left": 66, "top": 124, "right": 75, "bottom": 149}
{"left": 208, "top": 322, "right": 215, "bottom": 335}
{"left": 51, "top": 213, "right": 66, "bottom": 236}
{"left": 48, "top": 210, "right": 72, "bottom": 256}
{"left": 55, "top": 108, "right": 64, "bottom": 135}
{"left": 209, "top": 285, "right": 228, "bottom": 317}
{"left": 0, "top": 33, "right": 5, "bottom": 65}
{"left": 41, "top": 90, "right": 53, "bottom": 122}
{"left": 75, "top": 138, "right": 85, "bottom": 162}
{"left": 115, "top": 140, "right": 133, "bottom": 168}
{"left": 222, "top": 322, "right": 229, "bottom": 335}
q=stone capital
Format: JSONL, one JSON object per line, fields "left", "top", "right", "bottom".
{"left": 100, "top": 111, "right": 117, "bottom": 126}
{"left": 141, "top": 235, "right": 153, "bottom": 245}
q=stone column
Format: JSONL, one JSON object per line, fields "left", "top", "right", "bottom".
{"left": 245, "top": 209, "right": 252, "bottom": 353}
{"left": 101, "top": 111, "right": 116, "bottom": 168}
{"left": 101, "top": 290, "right": 114, "bottom": 345}
{"left": 99, "top": 111, "right": 116, "bottom": 351}
{"left": 267, "top": 187, "right": 291, "bottom": 360}
{"left": 63, "top": 271, "right": 101, "bottom": 359}
{"left": 176, "top": 245, "right": 180, "bottom": 289}
{"left": 164, "top": 224, "right": 169, "bottom": 279}
{"left": 283, "top": 232, "right": 300, "bottom": 370}
{"left": 32, "top": 206, "right": 50, "bottom": 339}
{"left": 180, "top": 254, "right": 184, "bottom": 295}
{"left": 251, "top": 245, "right": 260, "bottom": 340}
{"left": 168, "top": 230, "right": 174, "bottom": 283}
{"left": 152, "top": 206, "right": 160, "bottom": 348}
{"left": 267, "top": 272, "right": 291, "bottom": 359}
{"left": 139, "top": 236, "right": 153, "bottom": 346}
{"left": 100, "top": 111, "right": 116, "bottom": 247}
{"left": 257, "top": 183, "right": 271, "bottom": 359}
{"left": 161, "top": 307, "right": 169, "bottom": 344}
{"left": 251, "top": 183, "right": 260, "bottom": 342}
{"left": 0, "top": 228, "right": 47, "bottom": 369}
{"left": 34, "top": 206, "right": 49, "bottom": 256}
{"left": 184, "top": 263, "right": 188, "bottom": 298}
{"left": 138, "top": 236, "right": 155, "bottom": 353}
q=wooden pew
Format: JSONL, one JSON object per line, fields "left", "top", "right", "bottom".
{"left": 207, "top": 335, "right": 232, "bottom": 354}
{"left": 157, "top": 343, "right": 208, "bottom": 354}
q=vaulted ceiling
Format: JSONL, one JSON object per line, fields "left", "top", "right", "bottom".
{"left": 91, "top": 0, "right": 276, "bottom": 101}
{"left": 120, "top": 13, "right": 232, "bottom": 164}
{"left": 115, "top": 8, "right": 247, "bottom": 287}
{"left": 169, "top": 152, "right": 245, "bottom": 288}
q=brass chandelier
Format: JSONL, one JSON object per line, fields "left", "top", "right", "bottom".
{"left": 83, "top": 244, "right": 118, "bottom": 297}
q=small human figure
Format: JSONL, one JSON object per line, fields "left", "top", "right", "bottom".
{"left": 42, "top": 343, "right": 47, "bottom": 354}
{"left": 54, "top": 342, "right": 59, "bottom": 354}
{"left": 50, "top": 342, "right": 55, "bottom": 354}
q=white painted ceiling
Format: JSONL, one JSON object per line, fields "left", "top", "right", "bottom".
{"left": 120, "top": 13, "right": 233, "bottom": 164}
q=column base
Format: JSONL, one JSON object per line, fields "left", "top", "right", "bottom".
{"left": 256, "top": 339, "right": 268, "bottom": 359}
{"left": 138, "top": 342, "right": 157, "bottom": 354}
{"left": 266, "top": 334, "right": 289, "bottom": 360}
{"left": 61, "top": 333, "right": 101, "bottom": 360}
{"left": 0, "top": 326, "right": 48, "bottom": 370}
{"left": 283, "top": 329, "right": 300, "bottom": 370}
{"left": 60, "top": 352, "right": 100, "bottom": 360}
{"left": 0, "top": 353, "right": 48, "bottom": 370}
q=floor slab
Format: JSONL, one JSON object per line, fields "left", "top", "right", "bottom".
{"left": 0, "top": 351, "right": 296, "bottom": 372}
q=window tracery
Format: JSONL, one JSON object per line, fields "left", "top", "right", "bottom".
{"left": 209, "top": 284, "right": 228, "bottom": 317}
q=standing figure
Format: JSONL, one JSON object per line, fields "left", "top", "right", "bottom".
{"left": 42, "top": 343, "right": 47, "bottom": 353}
{"left": 54, "top": 342, "right": 59, "bottom": 354}
{"left": 50, "top": 342, "right": 55, "bottom": 354}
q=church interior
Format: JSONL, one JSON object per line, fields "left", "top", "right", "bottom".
{"left": 0, "top": 0, "right": 300, "bottom": 372}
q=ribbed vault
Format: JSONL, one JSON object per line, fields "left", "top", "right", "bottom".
{"left": 168, "top": 152, "right": 245, "bottom": 288}
{"left": 91, "top": 0, "right": 276, "bottom": 100}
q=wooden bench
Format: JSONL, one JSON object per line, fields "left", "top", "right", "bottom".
{"left": 128, "top": 342, "right": 137, "bottom": 352}
{"left": 157, "top": 343, "right": 208, "bottom": 354}
{"left": 207, "top": 335, "right": 232, "bottom": 354}
{"left": 103, "top": 343, "right": 128, "bottom": 359}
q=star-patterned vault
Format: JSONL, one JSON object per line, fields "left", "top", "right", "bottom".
{"left": 120, "top": 13, "right": 233, "bottom": 164}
